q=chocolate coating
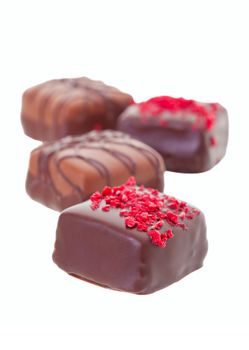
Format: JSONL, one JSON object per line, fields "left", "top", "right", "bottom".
{"left": 117, "top": 101, "right": 228, "bottom": 173}
{"left": 26, "top": 130, "right": 165, "bottom": 211}
{"left": 53, "top": 193, "right": 207, "bottom": 294}
{"left": 21, "top": 77, "right": 133, "bottom": 141}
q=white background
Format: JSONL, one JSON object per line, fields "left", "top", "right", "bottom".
{"left": 0, "top": 0, "right": 248, "bottom": 348}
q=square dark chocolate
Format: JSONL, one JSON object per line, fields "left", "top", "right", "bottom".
{"left": 53, "top": 179, "right": 208, "bottom": 294}
{"left": 117, "top": 96, "right": 228, "bottom": 173}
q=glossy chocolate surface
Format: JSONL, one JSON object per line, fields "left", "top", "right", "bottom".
{"left": 26, "top": 130, "right": 165, "bottom": 211}
{"left": 21, "top": 77, "right": 133, "bottom": 141}
{"left": 53, "top": 186, "right": 208, "bottom": 294}
{"left": 117, "top": 99, "right": 228, "bottom": 173}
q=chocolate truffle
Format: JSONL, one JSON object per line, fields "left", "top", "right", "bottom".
{"left": 21, "top": 77, "right": 133, "bottom": 141}
{"left": 26, "top": 130, "right": 165, "bottom": 211}
{"left": 53, "top": 177, "right": 208, "bottom": 294}
{"left": 117, "top": 96, "right": 229, "bottom": 173}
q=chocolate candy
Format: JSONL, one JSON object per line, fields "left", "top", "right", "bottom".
{"left": 53, "top": 177, "right": 208, "bottom": 294}
{"left": 117, "top": 96, "right": 228, "bottom": 173}
{"left": 26, "top": 130, "right": 165, "bottom": 211}
{"left": 21, "top": 77, "right": 133, "bottom": 141}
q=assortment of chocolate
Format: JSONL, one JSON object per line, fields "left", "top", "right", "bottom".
{"left": 21, "top": 76, "right": 229, "bottom": 294}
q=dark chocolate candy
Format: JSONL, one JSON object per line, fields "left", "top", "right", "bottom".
{"left": 21, "top": 77, "right": 133, "bottom": 141}
{"left": 26, "top": 130, "right": 165, "bottom": 211}
{"left": 117, "top": 96, "right": 228, "bottom": 173}
{"left": 53, "top": 178, "right": 208, "bottom": 294}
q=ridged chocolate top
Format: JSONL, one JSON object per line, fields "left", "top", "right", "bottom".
{"left": 26, "top": 130, "right": 165, "bottom": 210}
{"left": 21, "top": 77, "right": 133, "bottom": 141}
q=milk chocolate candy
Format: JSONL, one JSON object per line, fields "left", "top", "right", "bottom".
{"left": 53, "top": 177, "right": 207, "bottom": 294}
{"left": 21, "top": 77, "right": 133, "bottom": 141}
{"left": 26, "top": 130, "right": 165, "bottom": 211}
{"left": 117, "top": 96, "right": 228, "bottom": 173}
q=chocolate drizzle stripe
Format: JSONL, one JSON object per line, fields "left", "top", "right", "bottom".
{"left": 55, "top": 156, "right": 85, "bottom": 200}
{"left": 102, "top": 149, "right": 136, "bottom": 174}
{"left": 37, "top": 84, "right": 55, "bottom": 118}
{"left": 58, "top": 155, "right": 112, "bottom": 186}
{"left": 37, "top": 146, "right": 66, "bottom": 199}
{"left": 104, "top": 140, "right": 161, "bottom": 174}
{"left": 75, "top": 146, "right": 137, "bottom": 175}
{"left": 37, "top": 83, "right": 62, "bottom": 138}
{"left": 74, "top": 79, "right": 121, "bottom": 126}
{"left": 52, "top": 91, "right": 85, "bottom": 131}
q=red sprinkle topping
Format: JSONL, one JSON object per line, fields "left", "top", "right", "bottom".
{"left": 102, "top": 205, "right": 111, "bottom": 212}
{"left": 209, "top": 136, "right": 217, "bottom": 146}
{"left": 148, "top": 230, "right": 167, "bottom": 248}
{"left": 136, "top": 96, "right": 220, "bottom": 145}
{"left": 166, "top": 211, "right": 178, "bottom": 225}
{"left": 166, "top": 229, "right": 174, "bottom": 239}
{"left": 90, "top": 177, "right": 200, "bottom": 248}
{"left": 125, "top": 217, "right": 137, "bottom": 228}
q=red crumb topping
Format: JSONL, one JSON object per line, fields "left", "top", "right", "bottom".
{"left": 138, "top": 96, "right": 219, "bottom": 130}
{"left": 136, "top": 96, "right": 220, "bottom": 146}
{"left": 90, "top": 177, "right": 200, "bottom": 248}
{"left": 209, "top": 136, "right": 217, "bottom": 146}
